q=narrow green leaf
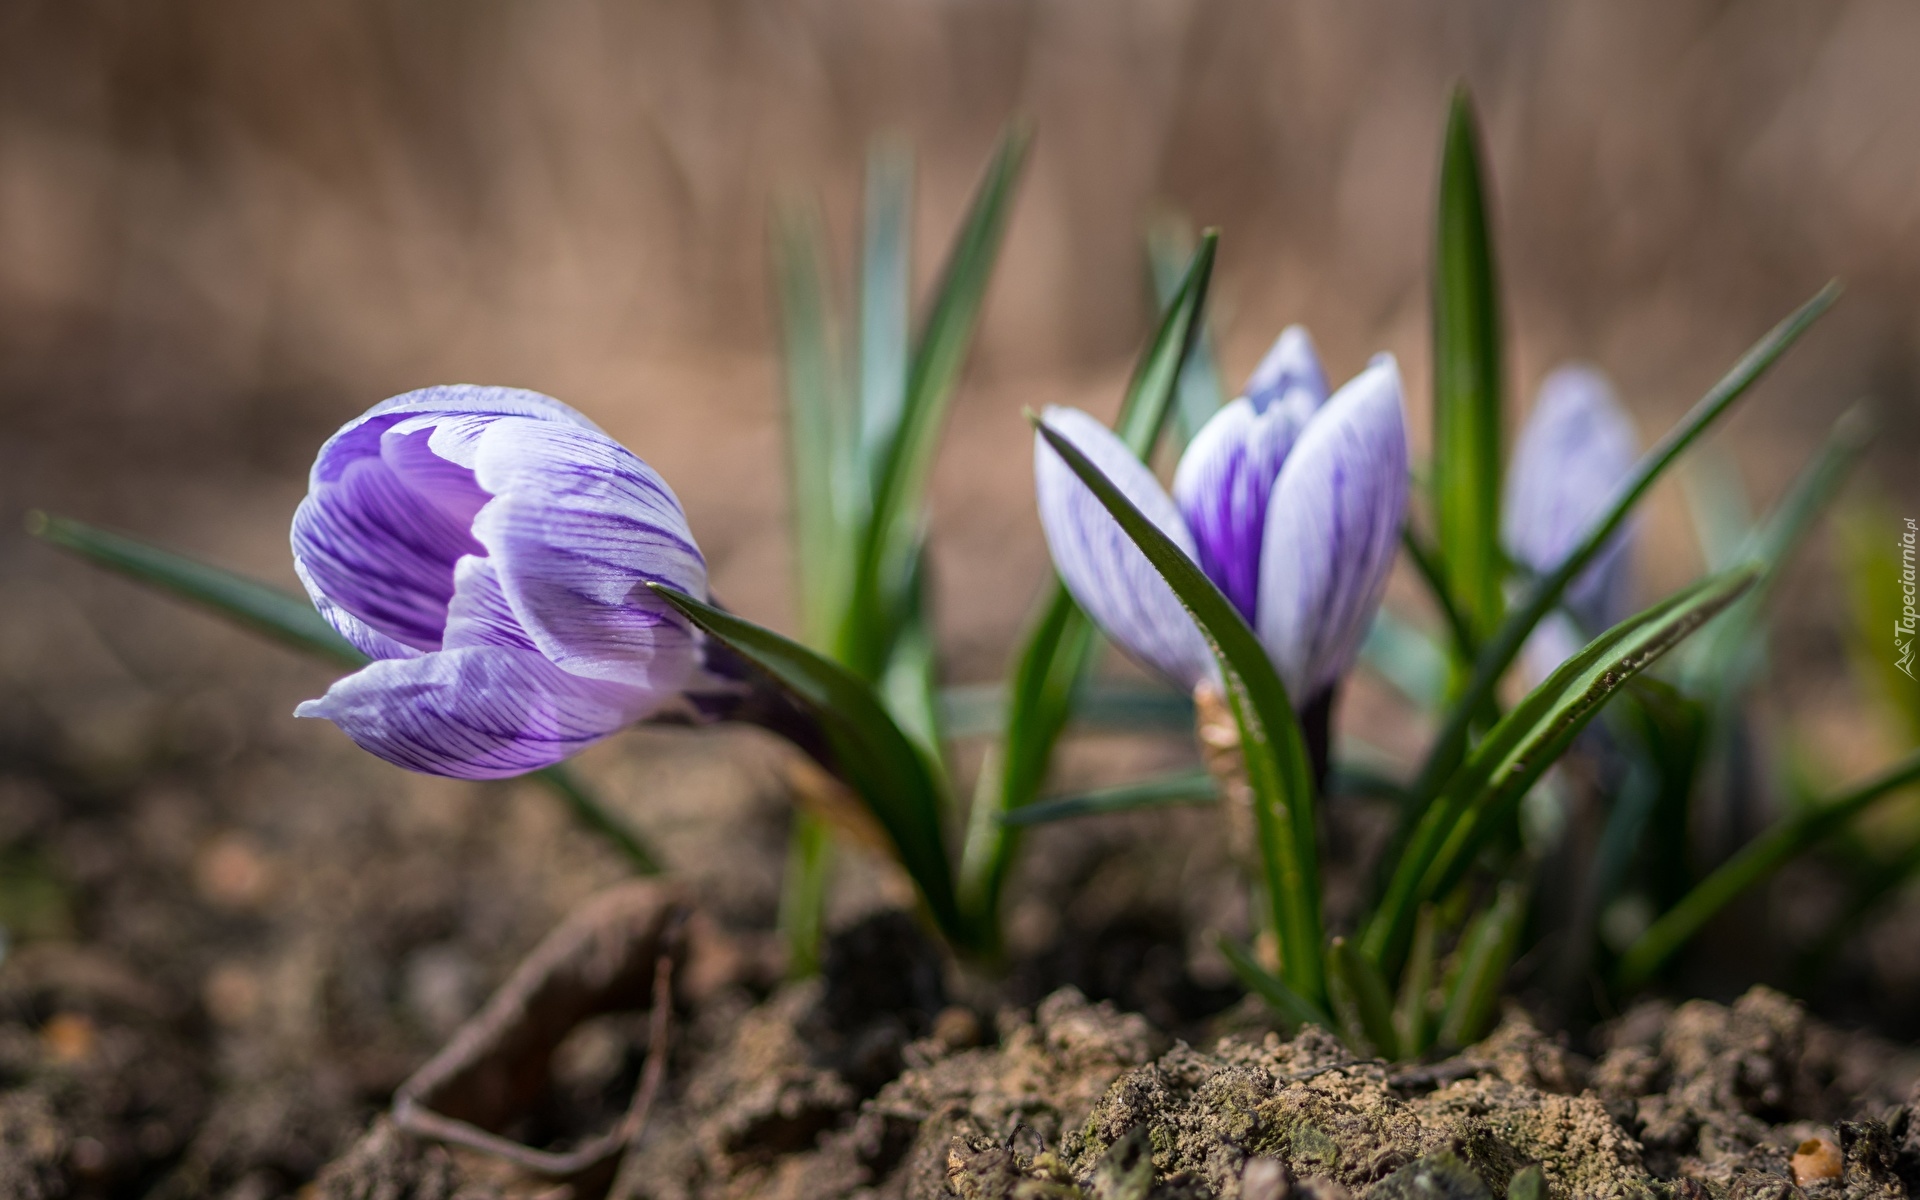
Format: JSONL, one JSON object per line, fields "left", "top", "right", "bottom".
{"left": 1436, "top": 881, "right": 1526, "bottom": 1050}
{"left": 772, "top": 201, "right": 855, "bottom": 649}
{"left": 1404, "top": 284, "right": 1839, "bottom": 833}
{"left": 1114, "top": 231, "right": 1221, "bottom": 457}
{"left": 1035, "top": 415, "right": 1325, "bottom": 1002}
{"left": 1616, "top": 748, "right": 1920, "bottom": 989}
{"left": 1680, "top": 446, "right": 1755, "bottom": 575}
{"left": 1431, "top": 88, "right": 1505, "bottom": 649}
{"left": 29, "top": 511, "right": 364, "bottom": 667}
{"left": 858, "top": 143, "right": 914, "bottom": 472}
{"left": 1393, "top": 904, "right": 1439, "bottom": 1057}
{"left": 533, "top": 761, "right": 661, "bottom": 875}
{"left": 29, "top": 513, "right": 663, "bottom": 874}
{"left": 878, "top": 540, "right": 943, "bottom": 759}
{"left": 1678, "top": 404, "right": 1874, "bottom": 695}
{"left": 1000, "top": 769, "right": 1217, "bottom": 827}
{"left": 840, "top": 126, "right": 1030, "bottom": 680}
{"left": 1366, "top": 566, "right": 1759, "bottom": 969}
{"left": 649, "top": 584, "right": 964, "bottom": 943}
{"left": 957, "top": 232, "right": 1219, "bottom": 935}
{"left": 1218, "top": 935, "right": 1334, "bottom": 1033}
{"left": 1329, "top": 936, "right": 1400, "bottom": 1059}
{"left": 1147, "top": 216, "right": 1228, "bottom": 447}
{"left": 1619, "top": 678, "right": 1709, "bottom": 912}
{"left": 779, "top": 811, "right": 834, "bottom": 978}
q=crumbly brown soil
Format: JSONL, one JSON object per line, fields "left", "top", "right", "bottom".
{"left": 4, "top": 701, "right": 1920, "bottom": 1200}
{"left": 309, "top": 910, "right": 1920, "bottom": 1200}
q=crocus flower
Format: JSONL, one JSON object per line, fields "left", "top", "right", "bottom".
{"left": 291, "top": 386, "right": 706, "bottom": 779}
{"left": 1503, "top": 365, "right": 1639, "bottom": 677}
{"left": 1034, "top": 327, "right": 1409, "bottom": 706}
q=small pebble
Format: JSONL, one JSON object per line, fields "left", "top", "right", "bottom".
{"left": 68, "top": 1134, "right": 110, "bottom": 1176}
{"left": 40, "top": 1012, "right": 96, "bottom": 1064}
{"left": 193, "top": 832, "right": 272, "bottom": 909}
{"left": 1294, "top": 1178, "right": 1354, "bottom": 1200}
{"left": 1243, "top": 1157, "right": 1290, "bottom": 1200}
{"left": 932, "top": 1005, "right": 981, "bottom": 1051}
{"left": 203, "top": 962, "right": 262, "bottom": 1026}
{"left": 1790, "top": 1134, "right": 1842, "bottom": 1185}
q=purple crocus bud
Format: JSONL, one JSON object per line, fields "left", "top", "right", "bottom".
{"left": 1256, "top": 356, "right": 1410, "bottom": 699}
{"left": 1504, "top": 366, "right": 1638, "bottom": 681}
{"left": 1172, "top": 327, "right": 1327, "bottom": 622}
{"left": 1242, "top": 324, "right": 1330, "bottom": 412}
{"left": 1034, "top": 335, "right": 1409, "bottom": 705}
{"left": 291, "top": 386, "right": 706, "bottom": 779}
{"left": 1504, "top": 366, "right": 1639, "bottom": 634}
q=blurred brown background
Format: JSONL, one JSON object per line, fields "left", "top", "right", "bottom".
{"left": 5, "top": 0, "right": 1919, "bottom": 669}
{"left": 2, "top": 2, "right": 1920, "bottom": 1187}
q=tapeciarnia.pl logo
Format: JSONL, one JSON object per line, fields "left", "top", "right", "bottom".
{"left": 1899, "top": 517, "right": 1917, "bottom": 680}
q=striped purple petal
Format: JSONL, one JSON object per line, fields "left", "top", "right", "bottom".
{"left": 1256, "top": 355, "right": 1410, "bottom": 699}
{"left": 471, "top": 418, "right": 706, "bottom": 693}
{"left": 1243, "top": 325, "right": 1330, "bottom": 413}
{"left": 1172, "top": 392, "right": 1314, "bottom": 623}
{"left": 1503, "top": 365, "right": 1638, "bottom": 632}
{"left": 1034, "top": 407, "right": 1214, "bottom": 691}
{"left": 291, "top": 451, "right": 482, "bottom": 652}
{"left": 294, "top": 646, "right": 656, "bottom": 779}
{"left": 293, "top": 385, "right": 705, "bottom": 777}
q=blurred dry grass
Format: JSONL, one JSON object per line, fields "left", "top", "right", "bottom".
{"left": 1, "top": 0, "right": 1916, "bottom": 765}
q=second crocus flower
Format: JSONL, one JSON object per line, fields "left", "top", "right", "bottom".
{"left": 1503, "top": 365, "right": 1639, "bottom": 679}
{"left": 1034, "top": 327, "right": 1409, "bottom": 708}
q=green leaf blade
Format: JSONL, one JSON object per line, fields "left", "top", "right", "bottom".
{"left": 1000, "top": 769, "right": 1218, "bottom": 828}
{"left": 1329, "top": 936, "right": 1401, "bottom": 1059}
{"left": 1616, "top": 748, "right": 1920, "bottom": 990}
{"left": 1366, "top": 565, "right": 1760, "bottom": 970}
{"left": 1678, "top": 403, "right": 1874, "bottom": 696}
{"left": 858, "top": 144, "right": 914, "bottom": 473}
{"left": 772, "top": 200, "right": 856, "bottom": 650}
{"left": 29, "top": 512, "right": 366, "bottom": 667}
{"left": 1218, "top": 935, "right": 1334, "bottom": 1033}
{"left": 649, "top": 584, "right": 964, "bottom": 944}
{"left": 1431, "top": 88, "right": 1506, "bottom": 650}
{"left": 840, "top": 126, "right": 1030, "bottom": 681}
{"left": 1436, "top": 881, "right": 1527, "bottom": 1050}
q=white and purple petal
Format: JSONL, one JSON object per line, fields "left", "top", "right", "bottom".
{"left": 1243, "top": 325, "right": 1330, "bottom": 413}
{"left": 1504, "top": 365, "right": 1639, "bottom": 632}
{"left": 1256, "top": 355, "right": 1410, "bottom": 699}
{"left": 291, "top": 453, "right": 483, "bottom": 652}
{"left": 294, "top": 646, "right": 659, "bottom": 779}
{"left": 293, "top": 557, "right": 424, "bottom": 662}
{"left": 1033, "top": 406, "right": 1215, "bottom": 691}
{"left": 471, "top": 418, "right": 706, "bottom": 693}
{"left": 1172, "top": 393, "right": 1314, "bottom": 623}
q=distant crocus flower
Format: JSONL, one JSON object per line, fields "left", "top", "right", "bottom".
{"left": 1034, "top": 328, "right": 1408, "bottom": 705}
{"left": 291, "top": 386, "right": 706, "bottom": 779}
{"left": 1503, "top": 365, "right": 1639, "bottom": 677}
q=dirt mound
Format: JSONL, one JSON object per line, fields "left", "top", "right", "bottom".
{"left": 312, "top": 938, "right": 1920, "bottom": 1200}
